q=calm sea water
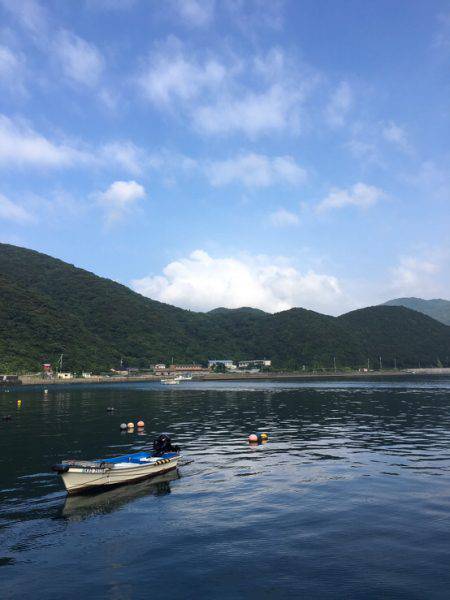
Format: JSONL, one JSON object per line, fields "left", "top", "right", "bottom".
{"left": 1, "top": 377, "right": 450, "bottom": 599}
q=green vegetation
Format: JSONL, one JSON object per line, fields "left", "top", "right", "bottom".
{"left": 384, "top": 297, "right": 450, "bottom": 326}
{"left": 1, "top": 243, "right": 450, "bottom": 373}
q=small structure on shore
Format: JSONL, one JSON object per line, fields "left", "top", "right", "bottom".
{"left": 57, "top": 372, "right": 73, "bottom": 380}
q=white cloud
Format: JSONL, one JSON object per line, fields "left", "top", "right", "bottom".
{"left": 325, "top": 81, "right": 352, "bottom": 128}
{"left": 131, "top": 249, "right": 343, "bottom": 313}
{"left": 268, "top": 208, "right": 300, "bottom": 227}
{"left": 404, "top": 160, "right": 450, "bottom": 202}
{"left": 0, "top": 0, "right": 49, "bottom": 39}
{"left": 345, "top": 138, "right": 380, "bottom": 165}
{"left": 0, "top": 193, "right": 34, "bottom": 223}
{"left": 206, "top": 153, "right": 306, "bottom": 187}
{"left": 390, "top": 255, "right": 442, "bottom": 297}
{"left": 100, "top": 141, "right": 146, "bottom": 176}
{"left": 137, "top": 41, "right": 316, "bottom": 137}
{"left": 53, "top": 30, "right": 104, "bottom": 87}
{"left": 382, "top": 121, "right": 411, "bottom": 153}
{"left": 96, "top": 180, "right": 146, "bottom": 225}
{"left": 0, "top": 115, "right": 198, "bottom": 177}
{"left": 137, "top": 40, "right": 227, "bottom": 107}
{"left": 193, "top": 84, "right": 305, "bottom": 137}
{"left": 0, "top": 114, "right": 90, "bottom": 168}
{"left": 172, "top": 0, "right": 215, "bottom": 26}
{"left": 317, "top": 182, "right": 385, "bottom": 212}
{"left": 0, "top": 45, "right": 26, "bottom": 95}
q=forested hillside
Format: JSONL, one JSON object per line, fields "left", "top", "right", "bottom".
{"left": 384, "top": 297, "right": 450, "bottom": 326}
{"left": 1, "top": 244, "right": 450, "bottom": 372}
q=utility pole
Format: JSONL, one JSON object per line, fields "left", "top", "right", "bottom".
{"left": 58, "top": 354, "right": 63, "bottom": 374}
{"left": 394, "top": 358, "right": 397, "bottom": 370}
{"left": 367, "top": 358, "right": 370, "bottom": 371}
{"left": 333, "top": 356, "right": 336, "bottom": 373}
{"left": 379, "top": 356, "right": 382, "bottom": 370}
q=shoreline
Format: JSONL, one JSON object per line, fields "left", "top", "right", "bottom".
{"left": 5, "top": 368, "right": 450, "bottom": 388}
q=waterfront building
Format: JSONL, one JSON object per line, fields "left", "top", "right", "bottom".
{"left": 237, "top": 359, "right": 271, "bottom": 369}
{"left": 57, "top": 372, "right": 73, "bottom": 379}
{"left": 208, "top": 360, "right": 236, "bottom": 370}
{"left": 169, "top": 364, "right": 204, "bottom": 372}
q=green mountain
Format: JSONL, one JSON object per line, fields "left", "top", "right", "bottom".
{"left": 1, "top": 243, "right": 450, "bottom": 373}
{"left": 384, "top": 297, "right": 450, "bottom": 326}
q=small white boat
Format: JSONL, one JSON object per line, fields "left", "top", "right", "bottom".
{"left": 174, "top": 374, "right": 193, "bottom": 381}
{"left": 53, "top": 450, "right": 179, "bottom": 495}
{"left": 160, "top": 378, "right": 180, "bottom": 385}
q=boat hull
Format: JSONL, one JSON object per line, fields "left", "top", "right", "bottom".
{"left": 61, "top": 456, "right": 179, "bottom": 495}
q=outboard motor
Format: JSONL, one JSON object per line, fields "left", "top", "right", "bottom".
{"left": 153, "top": 434, "right": 180, "bottom": 456}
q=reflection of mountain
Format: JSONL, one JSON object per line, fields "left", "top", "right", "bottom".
{"left": 61, "top": 469, "right": 179, "bottom": 521}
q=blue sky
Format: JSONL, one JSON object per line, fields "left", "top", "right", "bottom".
{"left": 0, "top": 0, "right": 449, "bottom": 314}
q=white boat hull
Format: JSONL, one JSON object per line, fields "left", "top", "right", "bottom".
{"left": 61, "top": 455, "right": 179, "bottom": 495}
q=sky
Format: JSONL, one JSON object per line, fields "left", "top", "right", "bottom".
{"left": 0, "top": 0, "right": 449, "bottom": 315}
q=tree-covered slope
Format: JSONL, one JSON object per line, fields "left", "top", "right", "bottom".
{"left": 0, "top": 243, "right": 222, "bottom": 371}
{"left": 1, "top": 243, "right": 450, "bottom": 372}
{"left": 384, "top": 297, "right": 450, "bottom": 326}
{"left": 339, "top": 306, "right": 450, "bottom": 367}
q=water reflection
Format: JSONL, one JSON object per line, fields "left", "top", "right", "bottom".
{"left": 61, "top": 470, "right": 179, "bottom": 521}
{"left": 2, "top": 378, "right": 450, "bottom": 599}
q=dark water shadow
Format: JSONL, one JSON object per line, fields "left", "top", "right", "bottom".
{"left": 60, "top": 469, "right": 180, "bottom": 521}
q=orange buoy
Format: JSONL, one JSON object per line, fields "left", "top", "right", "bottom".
{"left": 248, "top": 433, "right": 258, "bottom": 443}
{"left": 137, "top": 420, "right": 145, "bottom": 428}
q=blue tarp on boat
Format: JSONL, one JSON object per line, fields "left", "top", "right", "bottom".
{"left": 100, "top": 451, "right": 177, "bottom": 464}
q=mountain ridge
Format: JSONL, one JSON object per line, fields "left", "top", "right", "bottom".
{"left": 384, "top": 297, "right": 450, "bottom": 326}
{"left": 1, "top": 243, "right": 450, "bottom": 372}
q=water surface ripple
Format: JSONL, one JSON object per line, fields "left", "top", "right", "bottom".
{"left": 1, "top": 377, "right": 450, "bottom": 599}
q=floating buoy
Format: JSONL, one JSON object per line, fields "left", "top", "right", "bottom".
{"left": 127, "top": 422, "right": 134, "bottom": 429}
{"left": 248, "top": 432, "right": 269, "bottom": 444}
{"left": 120, "top": 423, "right": 127, "bottom": 430}
{"left": 44, "top": 389, "right": 48, "bottom": 394}
{"left": 107, "top": 407, "right": 115, "bottom": 412}
{"left": 17, "top": 399, "right": 22, "bottom": 407}
{"left": 137, "top": 420, "right": 145, "bottom": 428}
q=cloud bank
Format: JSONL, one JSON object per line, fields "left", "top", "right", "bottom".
{"left": 131, "top": 249, "right": 343, "bottom": 314}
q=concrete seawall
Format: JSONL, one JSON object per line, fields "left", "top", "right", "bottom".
{"left": 12, "top": 368, "right": 450, "bottom": 387}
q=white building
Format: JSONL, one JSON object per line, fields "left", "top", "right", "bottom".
{"left": 208, "top": 360, "right": 236, "bottom": 370}
{"left": 57, "top": 372, "right": 73, "bottom": 379}
{"left": 238, "top": 359, "right": 271, "bottom": 369}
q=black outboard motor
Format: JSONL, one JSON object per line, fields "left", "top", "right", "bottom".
{"left": 153, "top": 433, "right": 180, "bottom": 456}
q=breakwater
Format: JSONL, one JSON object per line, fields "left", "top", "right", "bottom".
{"left": 14, "top": 367, "right": 450, "bottom": 386}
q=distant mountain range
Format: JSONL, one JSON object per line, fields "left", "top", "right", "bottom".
{"left": 384, "top": 297, "right": 450, "bottom": 326}
{"left": 1, "top": 243, "right": 449, "bottom": 372}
